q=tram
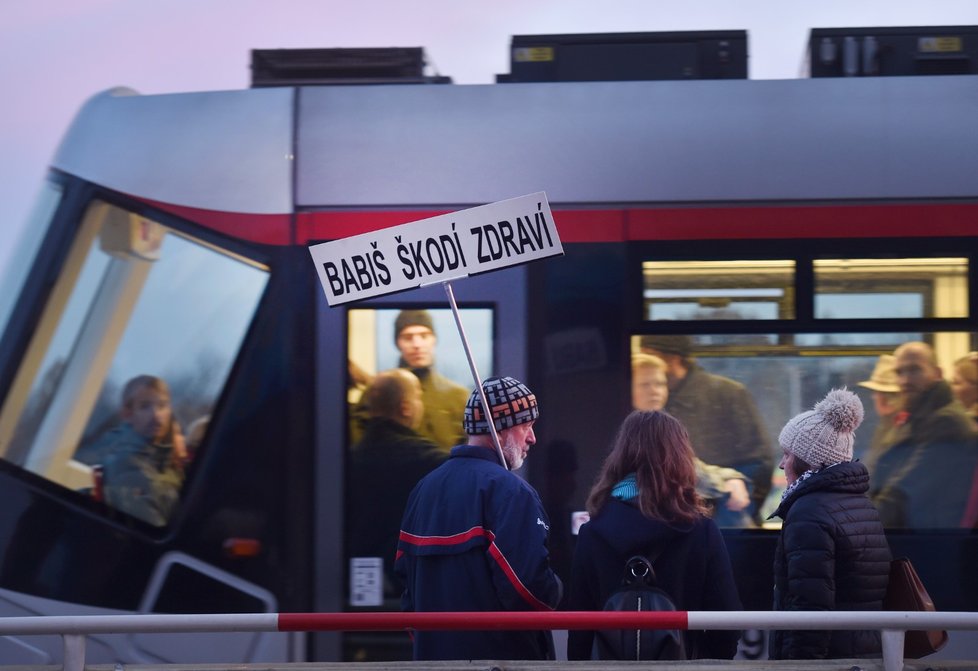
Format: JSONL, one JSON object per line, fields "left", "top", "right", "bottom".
{"left": 0, "top": 61, "right": 976, "bottom": 664}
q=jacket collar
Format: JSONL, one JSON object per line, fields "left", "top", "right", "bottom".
{"left": 450, "top": 443, "right": 506, "bottom": 466}
{"left": 770, "top": 461, "right": 870, "bottom": 520}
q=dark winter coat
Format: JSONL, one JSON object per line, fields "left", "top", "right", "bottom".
{"left": 347, "top": 418, "right": 446, "bottom": 597}
{"left": 394, "top": 445, "right": 563, "bottom": 661}
{"left": 769, "top": 461, "right": 891, "bottom": 660}
{"left": 567, "top": 499, "right": 742, "bottom": 660}
{"left": 101, "top": 423, "right": 184, "bottom": 527}
{"left": 350, "top": 365, "right": 470, "bottom": 452}
{"left": 665, "top": 364, "right": 773, "bottom": 514}
{"left": 867, "top": 380, "right": 978, "bottom": 528}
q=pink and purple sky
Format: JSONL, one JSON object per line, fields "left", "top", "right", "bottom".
{"left": 1, "top": 0, "right": 976, "bottom": 275}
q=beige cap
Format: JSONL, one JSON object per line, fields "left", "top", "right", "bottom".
{"left": 858, "top": 354, "right": 900, "bottom": 393}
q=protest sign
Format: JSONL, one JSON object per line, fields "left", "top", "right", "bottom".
{"left": 310, "top": 192, "right": 562, "bottom": 306}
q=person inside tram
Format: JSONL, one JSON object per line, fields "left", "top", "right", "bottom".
{"left": 950, "top": 351, "right": 978, "bottom": 425}
{"left": 350, "top": 310, "right": 469, "bottom": 452}
{"left": 951, "top": 352, "right": 978, "bottom": 528}
{"left": 857, "top": 354, "right": 904, "bottom": 466}
{"left": 96, "top": 375, "right": 186, "bottom": 526}
{"left": 631, "top": 353, "right": 754, "bottom": 527}
{"left": 868, "top": 341, "right": 978, "bottom": 528}
{"left": 639, "top": 335, "right": 773, "bottom": 523}
{"left": 347, "top": 368, "right": 446, "bottom": 600}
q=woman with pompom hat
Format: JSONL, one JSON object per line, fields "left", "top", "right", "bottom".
{"left": 769, "top": 388, "right": 892, "bottom": 660}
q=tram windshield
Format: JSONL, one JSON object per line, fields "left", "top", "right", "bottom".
{"left": 0, "top": 199, "right": 269, "bottom": 526}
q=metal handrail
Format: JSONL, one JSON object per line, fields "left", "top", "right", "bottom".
{"left": 3, "top": 610, "right": 977, "bottom": 671}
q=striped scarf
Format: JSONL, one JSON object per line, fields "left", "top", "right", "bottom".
{"left": 780, "top": 461, "right": 844, "bottom": 501}
{"left": 611, "top": 473, "right": 639, "bottom": 501}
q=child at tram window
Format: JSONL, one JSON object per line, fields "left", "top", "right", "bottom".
{"left": 99, "top": 375, "right": 185, "bottom": 526}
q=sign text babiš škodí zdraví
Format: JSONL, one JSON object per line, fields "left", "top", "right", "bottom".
{"left": 310, "top": 192, "right": 563, "bottom": 306}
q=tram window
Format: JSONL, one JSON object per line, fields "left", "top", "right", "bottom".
{"left": 814, "top": 257, "right": 969, "bottom": 319}
{"left": 643, "top": 260, "right": 795, "bottom": 320}
{"left": 631, "top": 331, "right": 976, "bottom": 529}
{"left": 0, "top": 200, "right": 268, "bottom": 527}
{"left": 0, "top": 181, "right": 63, "bottom": 339}
{"left": 346, "top": 307, "right": 493, "bottom": 414}
{"left": 346, "top": 306, "right": 493, "bottom": 455}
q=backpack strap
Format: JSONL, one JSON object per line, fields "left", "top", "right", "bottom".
{"left": 632, "top": 545, "right": 665, "bottom": 587}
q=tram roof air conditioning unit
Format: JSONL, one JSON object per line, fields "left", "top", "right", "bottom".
{"left": 808, "top": 25, "right": 978, "bottom": 77}
{"left": 250, "top": 47, "right": 451, "bottom": 87}
{"left": 497, "top": 30, "right": 748, "bottom": 83}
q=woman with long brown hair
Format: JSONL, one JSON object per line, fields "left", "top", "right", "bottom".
{"left": 566, "top": 410, "right": 742, "bottom": 660}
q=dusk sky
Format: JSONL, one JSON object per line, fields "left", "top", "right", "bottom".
{"left": 2, "top": 0, "right": 976, "bottom": 277}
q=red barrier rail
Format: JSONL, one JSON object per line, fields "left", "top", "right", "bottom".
{"left": 278, "top": 610, "right": 688, "bottom": 631}
{"left": 3, "top": 610, "right": 978, "bottom": 671}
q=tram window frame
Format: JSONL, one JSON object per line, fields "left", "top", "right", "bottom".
{"left": 813, "top": 257, "right": 969, "bottom": 320}
{"left": 642, "top": 259, "right": 796, "bottom": 321}
{"left": 345, "top": 307, "right": 493, "bottom": 407}
{"left": 0, "top": 180, "right": 63, "bottom": 343}
{"left": 630, "top": 238, "right": 976, "bottom": 530}
{"left": 634, "top": 240, "right": 973, "bottom": 327}
{"left": 0, "top": 197, "right": 271, "bottom": 529}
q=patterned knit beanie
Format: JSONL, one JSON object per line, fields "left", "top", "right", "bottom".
{"left": 778, "top": 388, "right": 864, "bottom": 468}
{"left": 463, "top": 376, "right": 539, "bottom": 435}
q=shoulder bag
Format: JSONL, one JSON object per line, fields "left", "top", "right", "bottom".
{"left": 883, "top": 557, "right": 948, "bottom": 659}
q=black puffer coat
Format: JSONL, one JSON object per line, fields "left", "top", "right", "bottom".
{"left": 769, "top": 461, "right": 891, "bottom": 660}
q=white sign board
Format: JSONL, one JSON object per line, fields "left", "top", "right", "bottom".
{"left": 309, "top": 192, "right": 563, "bottom": 306}
{"left": 349, "top": 557, "right": 382, "bottom": 607}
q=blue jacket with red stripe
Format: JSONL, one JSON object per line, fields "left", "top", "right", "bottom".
{"left": 394, "top": 444, "right": 563, "bottom": 660}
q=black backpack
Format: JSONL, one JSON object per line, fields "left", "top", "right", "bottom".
{"left": 591, "top": 553, "right": 687, "bottom": 661}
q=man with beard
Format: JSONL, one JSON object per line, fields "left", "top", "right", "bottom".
{"left": 869, "top": 341, "right": 977, "bottom": 527}
{"left": 395, "top": 376, "right": 563, "bottom": 661}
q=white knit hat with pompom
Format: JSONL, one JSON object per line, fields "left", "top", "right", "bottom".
{"left": 778, "top": 388, "right": 864, "bottom": 468}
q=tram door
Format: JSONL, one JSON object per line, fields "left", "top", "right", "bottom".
{"left": 314, "top": 262, "right": 530, "bottom": 661}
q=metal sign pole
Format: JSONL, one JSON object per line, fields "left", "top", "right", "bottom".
{"left": 443, "top": 281, "right": 507, "bottom": 470}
